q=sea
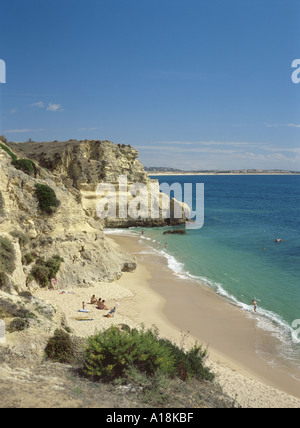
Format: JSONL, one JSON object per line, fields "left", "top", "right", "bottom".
{"left": 107, "top": 174, "right": 300, "bottom": 382}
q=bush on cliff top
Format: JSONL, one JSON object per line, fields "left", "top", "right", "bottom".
{"left": 0, "top": 139, "right": 36, "bottom": 176}
{"left": 0, "top": 142, "right": 17, "bottom": 162}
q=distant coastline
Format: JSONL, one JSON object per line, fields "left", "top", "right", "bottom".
{"left": 146, "top": 167, "right": 300, "bottom": 176}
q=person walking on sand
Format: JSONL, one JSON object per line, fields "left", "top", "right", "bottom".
{"left": 252, "top": 300, "right": 258, "bottom": 313}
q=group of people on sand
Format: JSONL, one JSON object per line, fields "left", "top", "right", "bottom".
{"left": 90, "top": 295, "right": 108, "bottom": 310}
{"left": 79, "top": 296, "right": 114, "bottom": 318}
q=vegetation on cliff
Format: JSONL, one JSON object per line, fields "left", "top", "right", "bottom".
{"left": 45, "top": 329, "right": 74, "bottom": 364}
{"left": 83, "top": 325, "right": 213, "bottom": 383}
{"left": 0, "top": 236, "right": 16, "bottom": 288}
{"left": 35, "top": 183, "right": 60, "bottom": 214}
{"left": 0, "top": 141, "right": 17, "bottom": 162}
{"left": 0, "top": 191, "right": 4, "bottom": 215}
{"left": 12, "top": 158, "right": 37, "bottom": 177}
{"left": 0, "top": 138, "right": 37, "bottom": 176}
{"left": 31, "top": 255, "right": 64, "bottom": 287}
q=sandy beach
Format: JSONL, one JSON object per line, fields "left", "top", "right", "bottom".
{"left": 36, "top": 232, "right": 300, "bottom": 408}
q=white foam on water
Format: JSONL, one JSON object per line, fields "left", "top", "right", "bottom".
{"left": 104, "top": 228, "right": 138, "bottom": 236}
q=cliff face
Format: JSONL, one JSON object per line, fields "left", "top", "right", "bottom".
{"left": 0, "top": 143, "right": 136, "bottom": 296}
{"left": 9, "top": 140, "right": 149, "bottom": 190}
{"left": 9, "top": 140, "right": 190, "bottom": 228}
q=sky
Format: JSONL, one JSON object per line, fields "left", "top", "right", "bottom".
{"left": 0, "top": 0, "right": 299, "bottom": 170}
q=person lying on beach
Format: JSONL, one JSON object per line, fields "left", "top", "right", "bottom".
{"left": 104, "top": 307, "right": 116, "bottom": 318}
{"left": 90, "top": 295, "right": 97, "bottom": 304}
{"left": 59, "top": 290, "right": 76, "bottom": 295}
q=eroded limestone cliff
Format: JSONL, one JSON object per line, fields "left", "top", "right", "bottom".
{"left": 8, "top": 140, "right": 190, "bottom": 228}
{"left": 0, "top": 142, "right": 136, "bottom": 296}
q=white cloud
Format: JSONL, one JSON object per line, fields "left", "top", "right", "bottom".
{"left": 265, "top": 123, "right": 300, "bottom": 128}
{"left": 47, "top": 103, "right": 63, "bottom": 112}
{"left": 4, "top": 128, "right": 44, "bottom": 133}
{"left": 30, "top": 101, "right": 45, "bottom": 108}
{"left": 78, "top": 127, "right": 101, "bottom": 131}
{"left": 29, "top": 101, "right": 63, "bottom": 111}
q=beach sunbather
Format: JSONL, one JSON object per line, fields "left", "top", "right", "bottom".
{"left": 90, "top": 295, "right": 97, "bottom": 304}
{"left": 97, "top": 299, "right": 108, "bottom": 310}
{"left": 101, "top": 299, "right": 108, "bottom": 310}
{"left": 104, "top": 307, "right": 116, "bottom": 318}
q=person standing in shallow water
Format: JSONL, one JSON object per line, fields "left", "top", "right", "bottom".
{"left": 252, "top": 300, "right": 257, "bottom": 313}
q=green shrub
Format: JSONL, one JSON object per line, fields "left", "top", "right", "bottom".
{"left": 31, "top": 255, "right": 64, "bottom": 287}
{"left": 10, "top": 231, "right": 30, "bottom": 249}
{"left": 35, "top": 183, "right": 60, "bottom": 214}
{"left": 0, "top": 236, "right": 16, "bottom": 275}
{"left": 22, "top": 252, "right": 35, "bottom": 265}
{"left": 0, "top": 142, "right": 17, "bottom": 162}
{"left": 19, "top": 290, "right": 33, "bottom": 299}
{"left": 12, "top": 159, "right": 37, "bottom": 176}
{"left": 0, "top": 191, "right": 4, "bottom": 214}
{"left": 83, "top": 326, "right": 214, "bottom": 384}
{"left": 8, "top": 317, "right": 30, "bottom": 333}
{"left": 158, "top": 338, "right": 214, "bottom": 381}
{"left": 44, "top": 329, "right": 74, "bottom": 363}
{"left": 0, "top": 271, "right": 8, "bottom": 288}
{"left": 83, "top": 326, "right": 176, "bottom": 382}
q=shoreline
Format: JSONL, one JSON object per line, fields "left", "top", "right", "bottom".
{"left": 36, "top": 232, "right": 300, "bottom": 408}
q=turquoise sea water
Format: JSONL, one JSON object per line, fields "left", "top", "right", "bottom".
{"left": 113, "top": 175, "right": 300, "bottom": 374}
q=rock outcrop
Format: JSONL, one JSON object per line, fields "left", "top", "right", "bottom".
{"left": 8, "top": 140, "right": 190, "bottom": 228}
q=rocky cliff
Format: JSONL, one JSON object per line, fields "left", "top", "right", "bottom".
{"left": 0, "top": 141, "right": 136, "bottom": 297}
{"left": 8, "top": 140, "right": 190, "bottom": 228}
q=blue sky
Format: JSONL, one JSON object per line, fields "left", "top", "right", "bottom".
{"left": 0, "top": 0, "right": 299, "bottom": 170}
